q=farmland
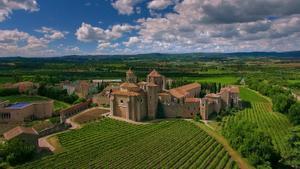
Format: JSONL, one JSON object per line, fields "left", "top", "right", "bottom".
{"left": 18, "top": 119, "right": 238, "bottom": 169}
{"left": 221, "top": 87, "right": 293, "bottom": 158}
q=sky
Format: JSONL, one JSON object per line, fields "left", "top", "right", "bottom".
{"left": 0, "top": 0, "right": 300, "bottom": 57}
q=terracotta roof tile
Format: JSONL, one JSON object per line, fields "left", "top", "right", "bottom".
{"left": 120, "top": 82, "right": 139, "bottom": 88}
{"left": 3, "top": 126, "right": 38, "bottom": 140}
{"left": 112, "top": 90, "right": 141, "bottom": 96}
{"left": 147, "top": 82, "right": 158, "bottom": 87}
{"left": 206, "top": 93, "right": 221, "bottom": 98}
{"left": 185, "top": 98, "right": 201, "bottom": 103}
{"left": 148, "top": 69, "right": 162, "bottom": 77}
{"left": 169, "top": 83, "right": 201, "bottom": 98}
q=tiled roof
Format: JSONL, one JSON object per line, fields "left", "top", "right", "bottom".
{"left": 169, "top": 83, "right": 201, "bottom": 98}
{"left": 169, "top": 88, "right": 187, "bottom": 98}
{"left": 148, "top": 69, "right": 162, "bottom": 77}
{"left": 147, "top": 82, "right": 158, "bottom": 87}
{"left": 176, "top": 83, "right": 201, "bottom": 91}
{"left": 159, "top": 92, "right": 170, "bottom": 96}
{"left": 138, "top": 81, "right": 147, "bottom": 85}
{"left": 112, "top": 90, "right": 141, "bottom": 96}
{"left": 3, "top": 126, "right": 38, "bottom": 140}
{"left": 185, "top": 98, "right": 201, "bottom": 103}
{"left": 206, "top": 93, "right": 221, "bottom": 98}
{"left": 120, "top": 82, "right": 139, "bottom": 88}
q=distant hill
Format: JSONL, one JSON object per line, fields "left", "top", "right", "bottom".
{"left": 1, "top": 51, "right": 300, "bottom": 61}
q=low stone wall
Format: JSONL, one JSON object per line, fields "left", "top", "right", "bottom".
{"left": 38, "top": 123, "right": 71, "bottom": 138}
{"left": 60, "top": 99, "right": 92, "bottom": 122}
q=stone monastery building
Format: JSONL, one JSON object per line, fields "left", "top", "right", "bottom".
{"left": 110, "top": 69, "right": 240, "bottom": 121}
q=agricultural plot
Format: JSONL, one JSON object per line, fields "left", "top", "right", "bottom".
{"left": 18, "top": 119, "right": 238, "bottom": 169}
{"left": 221, "top": 87, "right": 292, "bottom": 157}
{"left": 180, "top": 76, "right": 239, "bottom": 85}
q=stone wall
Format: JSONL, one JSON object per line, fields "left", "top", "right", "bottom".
{"left": 161, "top": 102, "right": 199, "bottom": 118}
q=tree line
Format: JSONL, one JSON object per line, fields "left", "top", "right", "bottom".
{"left": 246, "top": 76, "right": 300, "bottom": 125}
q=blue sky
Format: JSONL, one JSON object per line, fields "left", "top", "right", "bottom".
{"left": 0, "top": 0, "right": 300, "bottom": 57}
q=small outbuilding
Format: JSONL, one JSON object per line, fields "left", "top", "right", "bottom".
{"left": 3, "top": 126, "right": 39, "bottom": 146}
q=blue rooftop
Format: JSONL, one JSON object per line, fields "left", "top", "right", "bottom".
{"left": 7, "top": 102, "right": 31, "bottom": 109}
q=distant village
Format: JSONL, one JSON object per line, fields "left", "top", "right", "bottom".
{"left": 0, "top": 69, "right": 240, "bottom": 150}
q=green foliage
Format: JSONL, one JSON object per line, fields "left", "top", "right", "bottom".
{"left": 38, "top": 84, "right": 78, "bottom": 104}
{"left": 73, "top": 97, "right": 86, "bottom": 104}
{"left": 0, "top": 88, "right": 19, "bottom": 97}
{"left": 285, "top": 127, "right": 300, "bottom": 168}
{"left": 288, "top": 103, "right": 300, "bottom": 125}
{"left": 223, "top": 120, "right": 279, "bottom": 167}
{"left": 194, "top": 113, "right": 202, "bottom": 122}
{"left": 272, "top": 94, "right": 295, "bottom": 114}
{"left": 18, "top": 119, "right": 237, "bottom": 168}
{"left": 222, "top": 87, "right": 293, "bottom": 167}
{"left": 0, "top": 139, "right": 36, "bottom": 166}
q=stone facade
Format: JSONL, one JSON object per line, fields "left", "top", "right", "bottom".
{"left": 110, "top": 69, "right": 240, "bottom": 122}
{"left": 0, "top": 101, "right": 54, "bottom": 123}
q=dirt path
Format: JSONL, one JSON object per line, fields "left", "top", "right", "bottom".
{"left": 189, "top": 120, "right": 254, "bottom": 169}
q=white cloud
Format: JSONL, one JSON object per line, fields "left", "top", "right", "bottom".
{"left": 0, "top": 0, "right": 39, "bottom": 22}
{"left": 76, "top": 22, "right": 137, "bottom": 48}
{"left": 148, "top": 0, "right": 173, "bottom": 10}
{"left": 36, "top": 27, "right": 68, "bottom": 40}
{"left": 0, "top": 29, "right": 66, "bottom": 57}
{"left": 111, "top": 0, "right": 143, "bottom": 15}
{"left": 123, "top": 36, "right": 141, "bottom": 46}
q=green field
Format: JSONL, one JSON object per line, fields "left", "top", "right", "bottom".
{"left": 0, "top": 77, "right": 14, "bottom": 84}
{"left": 0, "top": 95, "right": 70, "bottom": 111}
{"left": 18, "top": 119, "right": 238, "bottom": 169}
{"left": 221, "top": 87, "right": 292, "bottom": 158}
{"left": 180, "top": 76, "right": 239, "bottom": 85}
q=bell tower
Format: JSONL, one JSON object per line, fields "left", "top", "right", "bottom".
{"left": 126, "top": 68, "right": 137, "bottom": 83}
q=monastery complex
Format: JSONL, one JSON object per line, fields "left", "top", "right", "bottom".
{"left": 110, "top": 69, "right": 240, "bottom": 121}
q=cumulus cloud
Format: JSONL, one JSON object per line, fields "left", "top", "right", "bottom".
{"left": 111, "top": 0, "right": 143, "bottom": 15}
{"left": 174, "top": 0, "right": 300, "bottom": 24}
{"left": 0, "top": 0, "right": 39, "bottom": 22}
{"left": 0, "top": 28, "right": 67, "bottom": 57}
{"left": 123, "top": 36, "right": 141, "bottom": 46}
{"left": 148, "top": 0, "right": 173, "bottom": 10}
{"left": 36, "top": 27, "right": 68, "bottom": 40}
{"left": 76, "top": 22, "right": 137, "bottom": 49}
{"left": 119, "top": 0, "right": 300, "bottom": 53}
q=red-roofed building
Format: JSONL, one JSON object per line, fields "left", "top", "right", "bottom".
{"left": 3, "top": 126, "right": 39, "bottom": 146}
{"left": 110, "top": 69, "right": 240, "bottom": 122}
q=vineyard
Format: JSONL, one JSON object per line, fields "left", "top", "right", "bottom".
{"left": 18, "top": 119, "right": 238, "bottom": 169}
{"left": 222, "top": 87, "right": 292, "bottom": 157}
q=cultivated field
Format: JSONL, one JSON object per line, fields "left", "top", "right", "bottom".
{"left": 18, "top": 119, "right": 238, "bottom": 169}
{"left": 221, "top": 87, "right": 293, "bottom": 157}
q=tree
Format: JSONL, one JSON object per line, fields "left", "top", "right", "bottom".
{"left": 272, "top": 94, "right": 295, "bottom": 113}
{"left": 285, "top": 127, "right": 300, "bottom": 168}
{"left": 223, "top": 120, "right": 279, "bottom": 168}
{"left": 288, "top": 103, "right": 300, "bottom": 125}
{"left": 0, "top": 139, "right": 36, "bottom": 166}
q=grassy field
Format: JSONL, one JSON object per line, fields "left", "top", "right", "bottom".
{"left": 18, "top": 119, "right": 238, "bottom": 169}
{"left": 180, "top": 76, "right": 239, "bottom": 85}
{"left": 0, "top": 95, "right": 70, "bottom": 111}
{"left": 0, "top": 77, "right": 14, "bottom": 84}
{"left": 221, "top": 87, "right": 293, "bottom": 158}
